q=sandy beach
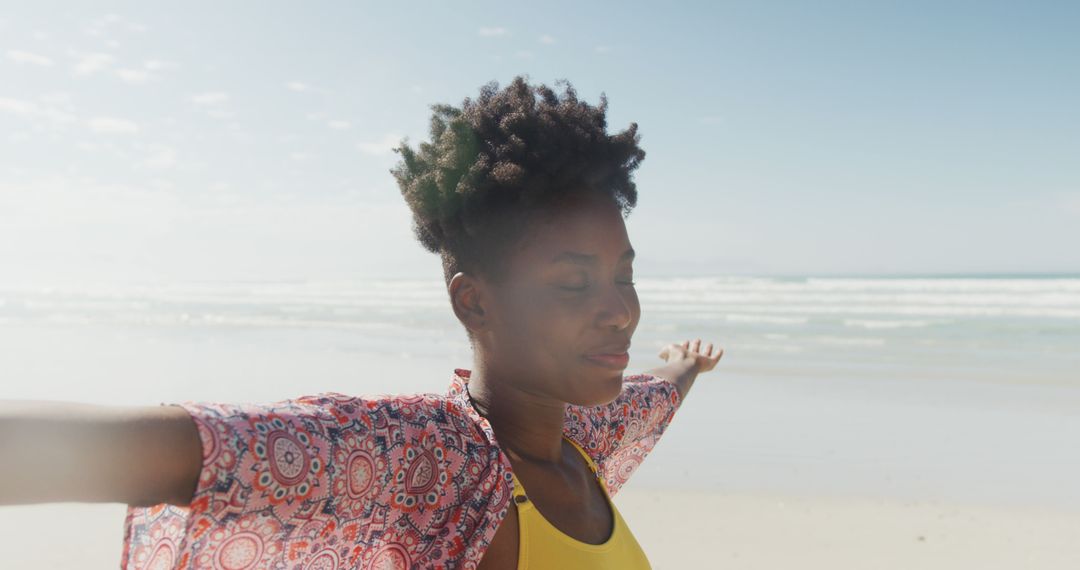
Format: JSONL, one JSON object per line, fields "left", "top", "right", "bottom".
{"left": 616, "top": 488, "right": 1080, "bottom": 569}
{"left": 2, "top": 489, "right": 1077, "bottom": 568}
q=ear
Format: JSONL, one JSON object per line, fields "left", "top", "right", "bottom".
{"left": 448, "top": 272, "right": 489, "bottom": 334}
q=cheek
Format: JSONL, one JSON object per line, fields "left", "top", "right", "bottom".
{"left": 524, "top": 299, "right": 594, "bottom": 356}
{"left": 498, "top": 293, "right": 571, "bottom": 345}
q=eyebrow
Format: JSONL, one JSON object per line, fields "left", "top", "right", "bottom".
{"left": 551, "top": 248, "right": 635, "bottom": 265}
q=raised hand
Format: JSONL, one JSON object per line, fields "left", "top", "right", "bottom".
{"left": 658, "top": 338, "right": 724, "bottom": 374}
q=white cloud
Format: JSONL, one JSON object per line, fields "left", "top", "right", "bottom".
{"left": 6, "top": 50, "right": 54, "bottom": 66}
{"left": 83, "top": 14, "right": 119, "bottom": 37}
{"left": 87, "top": 116, "right": 140, "bottom": 134}
{"left": 191, "top": 92, "right": 229, "bottom": 105}
{"left": 539, "top": 34, "right": 556, "bottom": 44}
{"left": 515, "top": 50, "right": 534, "bottom": 59}
{"left": 357, "top": 133, "right": 404, "bottom": 156}
{"left": 115, "top": 68, "right": 150, "bottom": 84}
{"left": 328, "top": 120, "right": 351, "bottom": 130}
{"left": 0, "top": 96, "right": 76, "bottom": 125}
{"left": 114, "top": 61, "right": 170, "bottom": 85}
{"left": 0, "top": 97, "right": 36, "bottom": 115}
{"left": 83, "top": 14, "right": 147, "bottom": 37}
{"left": 71, "top": 52, "right": 114, "bottom": 75}
{"left": 594, "top": 45, "right": 612, "bottom": 54}
{"left": 478, "top": 27, "right": 508, "bottom": 37}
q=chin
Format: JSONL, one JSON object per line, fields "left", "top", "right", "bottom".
{"left": 600, "top": 375, "right": 625, "bottom": 404}
{"left": 577, "top": 369, "right": 625, "bottom": 407}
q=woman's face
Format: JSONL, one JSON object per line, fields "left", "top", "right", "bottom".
{"left": 478, "top": 193, "right": 640, "bottom": 407}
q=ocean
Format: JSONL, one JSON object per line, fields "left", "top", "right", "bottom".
{"left": 2, "top": 275, "right": 1078, "bottom": 508}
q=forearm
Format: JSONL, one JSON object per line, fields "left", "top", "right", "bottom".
{"left": 0, "top": 401, "right": 201, "bottom": 507}
{"left": 645, "top": 357, "right": 701, "bottom": 403}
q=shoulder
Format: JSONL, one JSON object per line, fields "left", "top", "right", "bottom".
{"left": 607, "top": 373, "right": 682, "bottom": 417}
{"left": 176, "top": 391, "right": 487, "bottom": 510}
{"left": 287, "top": 391, "right": 489, "bottom": 455}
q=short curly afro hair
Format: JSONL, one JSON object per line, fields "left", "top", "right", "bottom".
{"left": 391, "top": 75, "right": 646, "bottom": 286}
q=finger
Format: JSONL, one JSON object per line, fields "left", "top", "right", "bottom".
{"left": 713, "top": 347, "right": 724, "bottom": 360}
{"left": 704, "top": 342, "right": 713, "bottom": 355}
{"left": 682, "top": 340, "right": 690, "bottom": 349}
{"left": 692, "top": 339, "right": 701, "bottom": 353}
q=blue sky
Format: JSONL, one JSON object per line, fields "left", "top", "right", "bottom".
{"left": 1, "top": 1, "right": 1077, "bottom": 284}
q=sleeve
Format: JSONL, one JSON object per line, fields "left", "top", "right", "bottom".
{"left": 120, "top": 393, "right": 355, "bottom": 570}
{"left": 565, "top": 374, "right": 683, "bottom": 497}
{"left": 122, "top": 392, "right": 497, "bottom": 569}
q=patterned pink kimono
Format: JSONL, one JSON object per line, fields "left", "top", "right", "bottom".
{"left": 121, "top": 368, "right": 682, "bottom": 569}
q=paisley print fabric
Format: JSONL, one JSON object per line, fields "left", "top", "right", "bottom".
{"left": 121, "top": 369, "right": 681, "bottom": 569}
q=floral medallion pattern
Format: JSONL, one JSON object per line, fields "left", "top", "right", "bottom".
{"left": 121, "top": 370, "right": 680, "bottom": 568}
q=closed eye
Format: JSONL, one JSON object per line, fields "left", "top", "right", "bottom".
{"left": 558, "top": 280, "right": 635, "bottom": 292}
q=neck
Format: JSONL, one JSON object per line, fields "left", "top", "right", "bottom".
{"left": 466, "top": 360, "right": 568, "bottom": 464}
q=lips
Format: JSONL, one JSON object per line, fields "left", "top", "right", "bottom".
{"left": 583, "top": 342, "right": 631, "bottom": 369}
{"left": 584, "top": 352, "right": 630, "bottom": 368}
{"left": 584, "top": 342, "right": 631, "bottom": 357}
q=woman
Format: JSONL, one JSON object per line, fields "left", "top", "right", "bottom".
{"left": 1, "top": 76, "right": 722, "bottom": 569}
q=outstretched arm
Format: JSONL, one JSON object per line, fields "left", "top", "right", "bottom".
{"left": 0, "top": 401, "right": 202, "bottom": 507}
{"left": 647, "top": 338, "right": 724, "bottom": 402}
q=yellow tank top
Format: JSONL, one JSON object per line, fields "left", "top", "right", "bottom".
{"left": 509, "top": 436, "right": 652, "bottom": 569}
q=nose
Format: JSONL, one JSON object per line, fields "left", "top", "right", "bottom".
{"left": 597, "top": 282, "right": 634, "bottom": 330}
